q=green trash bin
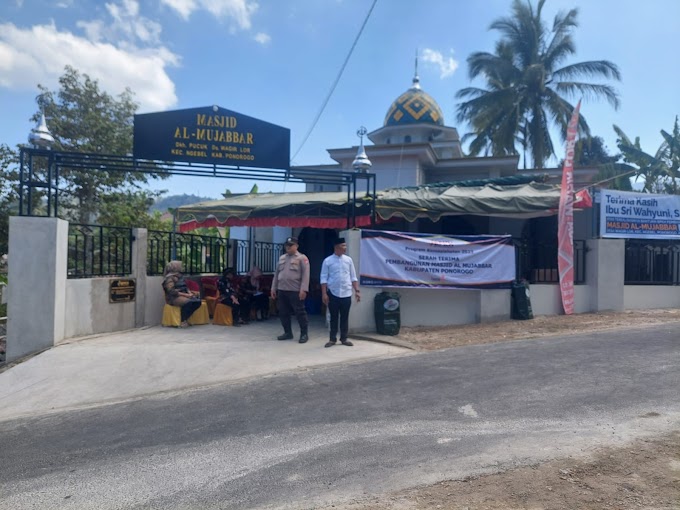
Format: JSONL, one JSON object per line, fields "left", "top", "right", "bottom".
{"left": 511, "top": 280, "right": 534, "bottom": 320}
{"left": 374, "top": 291, "right": 401, "bottom": 335}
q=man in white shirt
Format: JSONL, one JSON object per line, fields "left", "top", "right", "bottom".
{"left": 320, "top": 237, "right": 361, "bottom": 347}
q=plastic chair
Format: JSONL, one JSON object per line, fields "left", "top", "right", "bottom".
{"left": 170, "top": 279, "right": 210, "bottom": 325}
{"left": 213, "top": 302, "right": 234, "bottom": 326}
{"left": 161, "top": 303, "right": 210, "bottom": 326}
{"left": 200, "top": 276, "right": 220, "bottom": 317}
{"left": 186, "top": 279, "right": 201, "bottom": 294}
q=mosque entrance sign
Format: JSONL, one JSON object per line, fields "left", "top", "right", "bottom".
{"left": 133, "top": 106, "right": 290, "bottom": 170}
{"left": 18, "top": 105, "right": 375, "bottom": 228}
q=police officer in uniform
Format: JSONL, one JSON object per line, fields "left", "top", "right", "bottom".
{"left": 271, "top": 237, "right": 310, "bottom": 343}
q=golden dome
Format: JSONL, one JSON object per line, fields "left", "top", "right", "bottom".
{"left": 383, "top": 76, "right": 444, "bottom": 127}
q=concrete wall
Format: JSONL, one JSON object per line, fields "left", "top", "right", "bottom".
{"left": 624, "top": 285, "right": 680, "bottom": 309}
{"left": 479, "top": 290, "right": 511, "bottom": 322}
{"left": 145, "top": 276, "right": 166, "bottom": 327}
{"left": 8, "top": 220, "right": 679, "bottom": 358}
{"left": 360, "top": 156, "right": 419, "bottom": 190}
{"left": 7, "top": 217, "right": 68, "bottom": 361}
{"left": 348, "top": 281, "right": 603, "bottom": 329}
{"left": 341, "top": 230, "right": 665, "bottom": 334}
{"left": 587, "top": 238, "right": 625, "bottom": 312}
{"left": 530, "top": 284, "right": 591, "bottom": 316}
{"left": 64, "top": 278, "right": 136, "bottom": 338}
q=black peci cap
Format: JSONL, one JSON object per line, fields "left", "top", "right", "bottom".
{"left": 334, "top": 237, "right": 346, "bottom": 245}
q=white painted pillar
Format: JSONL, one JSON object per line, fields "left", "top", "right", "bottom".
{"left": 7, "top": 217, "right": 68, "bottom": 361}
{"left": 586, "top": 238, "right": 625, "bottom": 312}
{"left": 341, "top": 229, "right": 380, "bottom": 333}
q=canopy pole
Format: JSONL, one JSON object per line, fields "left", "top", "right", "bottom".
{"left": 372, "top": 175, "right": 376, "bottom": 227}
{"left": 352, "top": 175, "right": 357, "bottom": 228}
{"left": 346, "top": 183, "right": 351, "bottom": 230}
{"left": 171, "top": 208, "right": 177, "bottom": 260}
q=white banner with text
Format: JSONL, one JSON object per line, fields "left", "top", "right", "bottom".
{"left": 360, "top": 230, "right": 515, "bottom": 289}
{"left": 600, "top": 190, "right": 680, "bottom": 239}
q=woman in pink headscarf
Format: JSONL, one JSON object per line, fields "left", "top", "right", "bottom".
{"left": 242, "top": 266, "right": 269, "bottom": 321}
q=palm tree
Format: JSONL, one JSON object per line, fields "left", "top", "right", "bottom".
{"left": 456, "top": 0, "right": 621, "bottom": 168}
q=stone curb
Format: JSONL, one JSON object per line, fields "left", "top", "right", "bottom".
{"left": 348, "top": 333, "right": 418, "bottom": 350}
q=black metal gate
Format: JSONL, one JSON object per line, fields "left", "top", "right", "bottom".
{"left": 18, "top": 147, "right": 377, "bottom": 228}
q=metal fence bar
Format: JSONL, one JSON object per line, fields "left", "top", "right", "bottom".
{"left": 253, "top": 241, "right": 284, "bottom": 274}
{"left": 624, "top": 239, "right": 680, "bottom": 285}
{"left": 235, "top": 240, "right": 249, "bottom": 275}
{"left": 574, "top": 240, "right": 586, "bottom": 284}
{"left": 513, "top": 238, "right": 586, "bottom": 285}
{"left": 147, "top": 230, "right": 231, "bottom": 276}
{"left": 146, "top": 231, "right": 283, "bottom": 276}
{"left": 67, "top": 224, "right": 133, "bottom": 278}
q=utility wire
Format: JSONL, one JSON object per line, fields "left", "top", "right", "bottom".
{"left": 290, "top": 0, "right": 379, "bottom": 165}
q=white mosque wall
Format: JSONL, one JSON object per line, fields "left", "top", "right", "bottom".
{"left": 64, "top": 278, "right": 137, "bottom": 338}
{"left": 272, "top": 227, "right": 292, "bottom": 244}
{"left": 230, "top": 226, "right": 248, "bottom": 240}
{"left": 360, "top": 156, "right": 420, "bottom": 190}
{"left": 228, "top": 226, "right": 290, "bottom": 245}
{"left": 340, "top": 229, "right": 674, "bottom": 335}
{"left": 624, "top": 285, "right": 680, "bottom": 309}
{"left": 6, "top": 220, "right": 678, "bottom": 362}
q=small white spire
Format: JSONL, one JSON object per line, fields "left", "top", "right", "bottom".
{"left": 352, "top": 126, "right": 372, "bottom": 173}
{"left": 28, "top": 110, "right": 55, "bottom": 148}
{"left": 412, "top": 49, "right": 421, "bottom": 89}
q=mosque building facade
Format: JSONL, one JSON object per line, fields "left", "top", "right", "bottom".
{"left": 288, "top": 70, "right": 598, "bottom": 289}
{"left": 298, "top": 71, "right": 596, "bottom": 193}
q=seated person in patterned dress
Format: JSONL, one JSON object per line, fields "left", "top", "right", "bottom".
{"left": 218, "top": 267, "right": 245, "bottom": 326}
{"left": 162, "top": 260, "right": 202, "bottom": 328}
{"left": 241, "top": 266, "right": 269, "bottom": 321}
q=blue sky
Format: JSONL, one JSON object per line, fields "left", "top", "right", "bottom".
{"left": 1, "top": 0, "right": 679, "bottom": 199}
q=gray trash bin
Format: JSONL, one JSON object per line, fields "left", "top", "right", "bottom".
{"left": 374, "top": 291, "right": 401, "bottom": 335}
{"left": 511, "top": 280, "right": 534, "bottom": 320}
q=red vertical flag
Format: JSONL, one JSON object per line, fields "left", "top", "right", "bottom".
{"left": 557, "top": 100, "right": 581, "bottom": 315}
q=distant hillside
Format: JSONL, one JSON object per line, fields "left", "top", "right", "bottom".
{"left": 150, "top": 194, "right": 215, "bottom": 212}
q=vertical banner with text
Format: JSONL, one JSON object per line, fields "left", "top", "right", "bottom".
{"left": 557, "top": 100, "right": 581, "bottom": 315}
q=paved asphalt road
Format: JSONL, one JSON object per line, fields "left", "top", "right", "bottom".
{"left": 1, "top": 324, "right": 678, "bottom": 509}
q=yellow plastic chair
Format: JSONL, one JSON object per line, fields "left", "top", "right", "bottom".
{"left": 200, "top": 277, "right": 220, "bottom": 317}
{"left": 161, "top": 301, "right": 210, "bottom": 327}
{"left": 213, "top": 302, "right": 234, "bottom": 326}
{"left": 190, "top": 300, "right": 210, "bottom": 325}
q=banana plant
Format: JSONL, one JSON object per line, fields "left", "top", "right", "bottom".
{"left": 613, "top": 117, "right": 680, "bottom": 194}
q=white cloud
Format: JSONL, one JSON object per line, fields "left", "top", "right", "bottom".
{"left": 161, "top": 0, "right": 195, "bottom": 19}
{"left": 0, "top": 21, "right": 179, "bottom": 111}
{"left": 105, "top": 0, "right": 162, "bottom": 44}
{"left": 254, "top": 32, "right": 270, "bottom": 45}
{"left": 76, "top": 1, "right": 161, "bottom": 46}
{"left": 422, "top": 48, "right": 458, "bottom": 79}
{"left": 161, "top": 0, "right": 258, "bottom": 30}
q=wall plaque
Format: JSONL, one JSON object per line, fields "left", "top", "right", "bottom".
{"left": 110, "top": 278, "right": 136, "bottom": 303}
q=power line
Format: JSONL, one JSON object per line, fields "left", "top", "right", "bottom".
{"left": 290, "top": 0, "right": 379, "bottom": 165}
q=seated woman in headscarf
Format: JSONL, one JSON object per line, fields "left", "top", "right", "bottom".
{"left": 241, "top": 266, "right": 269, "bottom": 321}
{"left": 162, "top": 260, "right": 202, "bottom": 328}
{"left": 218, "top": 267, "right": 245, "bottom": 326}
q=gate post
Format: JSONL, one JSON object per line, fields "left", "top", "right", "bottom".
{"left": 7, "top": 217, "right": 68, "bottom": 362}
{"left": 586, "top": 238, "right": 625, "bottom": 312}
{"left": 132, "top": 228, "right": 148, "bottom": 328}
